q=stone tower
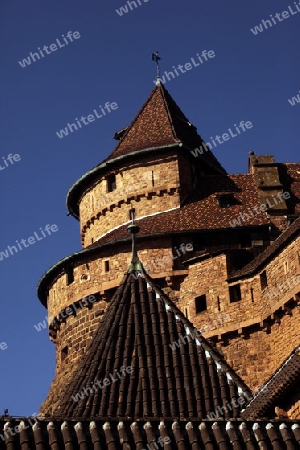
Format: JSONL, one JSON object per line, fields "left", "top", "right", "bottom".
{"left": 38, "top": 82, "right": 300, "bottom": 415}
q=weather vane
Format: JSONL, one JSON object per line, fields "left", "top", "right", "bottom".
{"left": 151, "top": 51, "right": 161, "bottom": 82}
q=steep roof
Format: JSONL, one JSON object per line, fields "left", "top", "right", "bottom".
{"left": 243, "top": 346, "right": 300, "bottom": 420}
{"left": 54, "top": 269, "right": 252, "bottom": 420}
{"left": 1, "top": 418, "right": 300, "bottom": 449}
{"left": 66, "top": 82, "right": 226, "bottom": 219}
{"left": 101, "top": 81, "right": 225, "bottom": 174}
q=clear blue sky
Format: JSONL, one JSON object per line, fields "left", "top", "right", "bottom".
{"left": 0, "top": 0, "right": 299, "bottom": 416}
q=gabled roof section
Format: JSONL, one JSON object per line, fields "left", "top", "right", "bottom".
{"left": 243, "top": 346, "right": 300, "bottom": 420}
{"left": 229, "top": 216, "right": 300, "bottom": 281}
{"left": 102, "top": 82, "right": 225, "bottom": 174}
{"left": 55, "top": 269, "right": 252, "bottom": 420}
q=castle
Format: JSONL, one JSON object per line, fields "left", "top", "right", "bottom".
{"left": 1, "top": 80, "right": 300, "bottom": 449}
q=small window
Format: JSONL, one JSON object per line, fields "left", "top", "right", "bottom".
{"left": 61, "top": 346, "right": 68, "bottom": 362}
{"left": 104, "top": 260, "right": 110, "bottom": 272}
{"left": 129, "top": 208, "right": 136, "bottom": 220}
{"left": 107, "top": 174, "right": 116, "bottom": 192}
{"left": 229, "top": 284, "right": 241, "bottom": 303}
{"left": 217, "top": 194, "right": 234, "bottom": 208}
{"left": 240, "top": 233, "right": 251, "bottom": 248}
{"left": 195, "top": 294, "right": 207, "bottom": 313}
{"left": 283, "top": 261, "right": 288, "bottom": 274}
{"left": 66, "top": 267, "right": 74, "bottom": 285}
{"left": 260, "top": 270, "right": 268, "bottom": 290}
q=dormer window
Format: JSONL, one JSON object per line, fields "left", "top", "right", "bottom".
{"left": 215, "top": 193, "right": 235, "bottom": 208}
{"left": 107, "top": 174, "right": 116, "bottom": 192}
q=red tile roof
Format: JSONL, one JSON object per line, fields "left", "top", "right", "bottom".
{"left": 89, "top": 174, "right": 269, "bottom": 248}
{"left": 229, "top": 216, "right": 300, "bottom": 280}
{"left": 1, "top": 419, "right": 300, "bottom": 449}
{"left": 101, "top": 82, "right": 225, "bottom": 175}
{"left": 243, "top": 346, "right": 300, "bottom": 420}
{"left": 55, "top": 270, "right": 252, "bottom": 420}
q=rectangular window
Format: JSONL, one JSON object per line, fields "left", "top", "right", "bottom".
{"left": 260, "top": 270, "right": 268, "bottom": 290}
{"left": 283, "top": 261, "right": 289, "bottom": 274}
{"left": 61, "top": 346, "right": 68, "bottom": 362}
{"left": 229, "top": 284, "right": 241, "bottom": 303}
{"left": 107, "top": 174, "right": 116, "bottom": 192}
{"left": 195, "top": 294, "right": 207, "bottom": 313}
{"left": 104, "top": 260, "right": 110, "bottom": 272}
{"left": 129, "top": 208, "right": 136, "bottom": 220}
{"left": 66, "top": 267, "right": 74, "bottom": 285}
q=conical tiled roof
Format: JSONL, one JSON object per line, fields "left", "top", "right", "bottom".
{"left": 55, "top": 268, "right": 252, "bottom": 420}
{"left": 102, "top": 82, "right": 226, "bottom": 174}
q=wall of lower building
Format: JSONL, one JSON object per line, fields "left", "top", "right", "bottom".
{"left": 180, "top": 234, "right": 300, "bottom": 391}
{"left": 287, "top": 399, "right": 300, "bottom": 419}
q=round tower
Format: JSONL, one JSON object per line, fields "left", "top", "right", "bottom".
{"left": 38, "top": 82, "right": 226, "bottom": 413}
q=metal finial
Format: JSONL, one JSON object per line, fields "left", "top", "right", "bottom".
{"left": 151, "top": 51, "right": 162, "bottom": 84}
{"left": 127, "top": 209, "right": 142, "bottom": 273}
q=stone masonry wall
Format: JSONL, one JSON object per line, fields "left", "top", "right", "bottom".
{"left": 180, "top": 235, "right": 300, "bottom": 391}
{"left": 79, "top": 155, "right": 181, "bottom": 247}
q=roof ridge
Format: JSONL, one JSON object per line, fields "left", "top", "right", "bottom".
{"left": 143, "top": 271, "right": 253, "bottom": 396}
{"left": 158, "top": 83, "right": 180, "bottom": 141}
